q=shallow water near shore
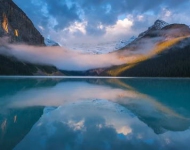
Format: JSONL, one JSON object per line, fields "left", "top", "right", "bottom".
{"left": 0, "top": 77, "right": 190, "bottom": 150}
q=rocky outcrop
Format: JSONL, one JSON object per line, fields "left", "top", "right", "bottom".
{"left": 0, "top": 0, "right": 44, "bottom": 45}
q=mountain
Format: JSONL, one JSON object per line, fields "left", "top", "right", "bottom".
{"left": 114, "top": 19, "right": 169, "bottom": 51}
{"left": 45, "top": 38, "right": 60, "bottom": 46}
{"left": 0, "top": 0, "right": 61, "bottom": 75}
{"left": 62, "top": 21, "right": 168, "bottom": 54}
{"left": 0, "top": 0, "right": 44, "bottom": 45}
{"left": 151, "top": 19, "right": 169, "bottom": 29}
{"left": 88, "top": 20, "right": 190, "bottom": 77}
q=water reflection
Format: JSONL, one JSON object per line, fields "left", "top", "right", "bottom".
{"left": 0, "top": 78, "right": 190, "bottom": 150}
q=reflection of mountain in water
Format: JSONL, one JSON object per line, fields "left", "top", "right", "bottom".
{"left": 88, "top": 78, "right": 190, "bottom": 134}
{"left": 0, "top": 107, "right": 43, "bottom": 150}
{"left": 14, "top": 100, "right": 190, "bottom": 150}
{"left": 0, "top": 78, "right": 190, "bottom": 149}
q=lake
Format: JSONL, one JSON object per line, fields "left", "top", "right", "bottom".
{"left": 0, "top": 77, "right": 190, "bottom": 150}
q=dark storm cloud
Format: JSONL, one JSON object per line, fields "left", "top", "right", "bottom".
{"left": 13, "top": 0, "right": 189, "bottom": 36}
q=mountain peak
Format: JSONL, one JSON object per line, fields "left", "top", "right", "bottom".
{"left": 138, "top": 19, "right": 169, "bottom": 38}
{"left": 152, "top": 19, "right": 169, "bottom": 29}
{"left": 154, "top": 19, "right": 167, "bottom": 23}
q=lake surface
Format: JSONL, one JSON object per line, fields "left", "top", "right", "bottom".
{"left": 0, "top": 77, "right": 190, "bottom": 150}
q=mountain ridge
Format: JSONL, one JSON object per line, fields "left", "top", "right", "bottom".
{"left": 0, "top": 0, "right": 45, "bottom": 45}
{"left": 85, "top": 21, "right": 190, "bottom": 77}
{"left": 0, "top": 0, "right": 62, "bottom": 75}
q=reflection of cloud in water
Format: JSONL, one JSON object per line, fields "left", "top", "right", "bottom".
{"left": 14, "top": 100, "right": 190, "bottom": 150}
{"left": 68, "top": 119, "right": 85, "bottom": 131}
{"left": 117, "top": 126, "right": 132, "bottom": 136}
{"left": 3, "top": 80, "right": 190, "bottom": 134}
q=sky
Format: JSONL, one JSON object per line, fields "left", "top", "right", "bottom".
{"left": 13, "top": 0, "right": 190, "bottom": 47}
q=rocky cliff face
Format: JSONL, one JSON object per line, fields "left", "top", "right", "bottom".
{"left": 0, "top": 0, "right": 62, "bottom": 75}
{"left": 0, "top": 0, "right": 44, "bottom": 45}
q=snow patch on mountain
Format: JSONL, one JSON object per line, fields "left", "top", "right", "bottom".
{"left": 115, "top": 36, "right": 136, "bottom": 50}
{"left": 45, "top": 38, "right": 60, "bottom": 46}
{"left": 63, "top": 36, "right": 137, "bottom": 54}
{"left": 152, "top": 19, "right": 169, "bottom": 30}
{"left": 63, "top": 41, "right": 119, "bottom": 54}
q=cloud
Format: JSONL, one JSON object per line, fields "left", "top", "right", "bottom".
{"left": 13, "top": 0, "right": 190, "bottom": 47}
{"left": 13, "top": 98, "right": 190, "bottom": 150}
{"left": 105, "top": 18, "right": 134, "bottom": 40}
{"left": 66, "top": 22, "right": 87, "bottom": 34}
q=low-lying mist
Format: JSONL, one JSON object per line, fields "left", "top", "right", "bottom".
{"left": 0, "top": 38, "right": 130, "bottom": 71}
{"left": 0, "top": 37, "right": 162, "bottom": 71}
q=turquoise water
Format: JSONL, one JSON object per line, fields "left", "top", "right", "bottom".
{"left": 0, "top": 77, "right": 190, "bottom": 150}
